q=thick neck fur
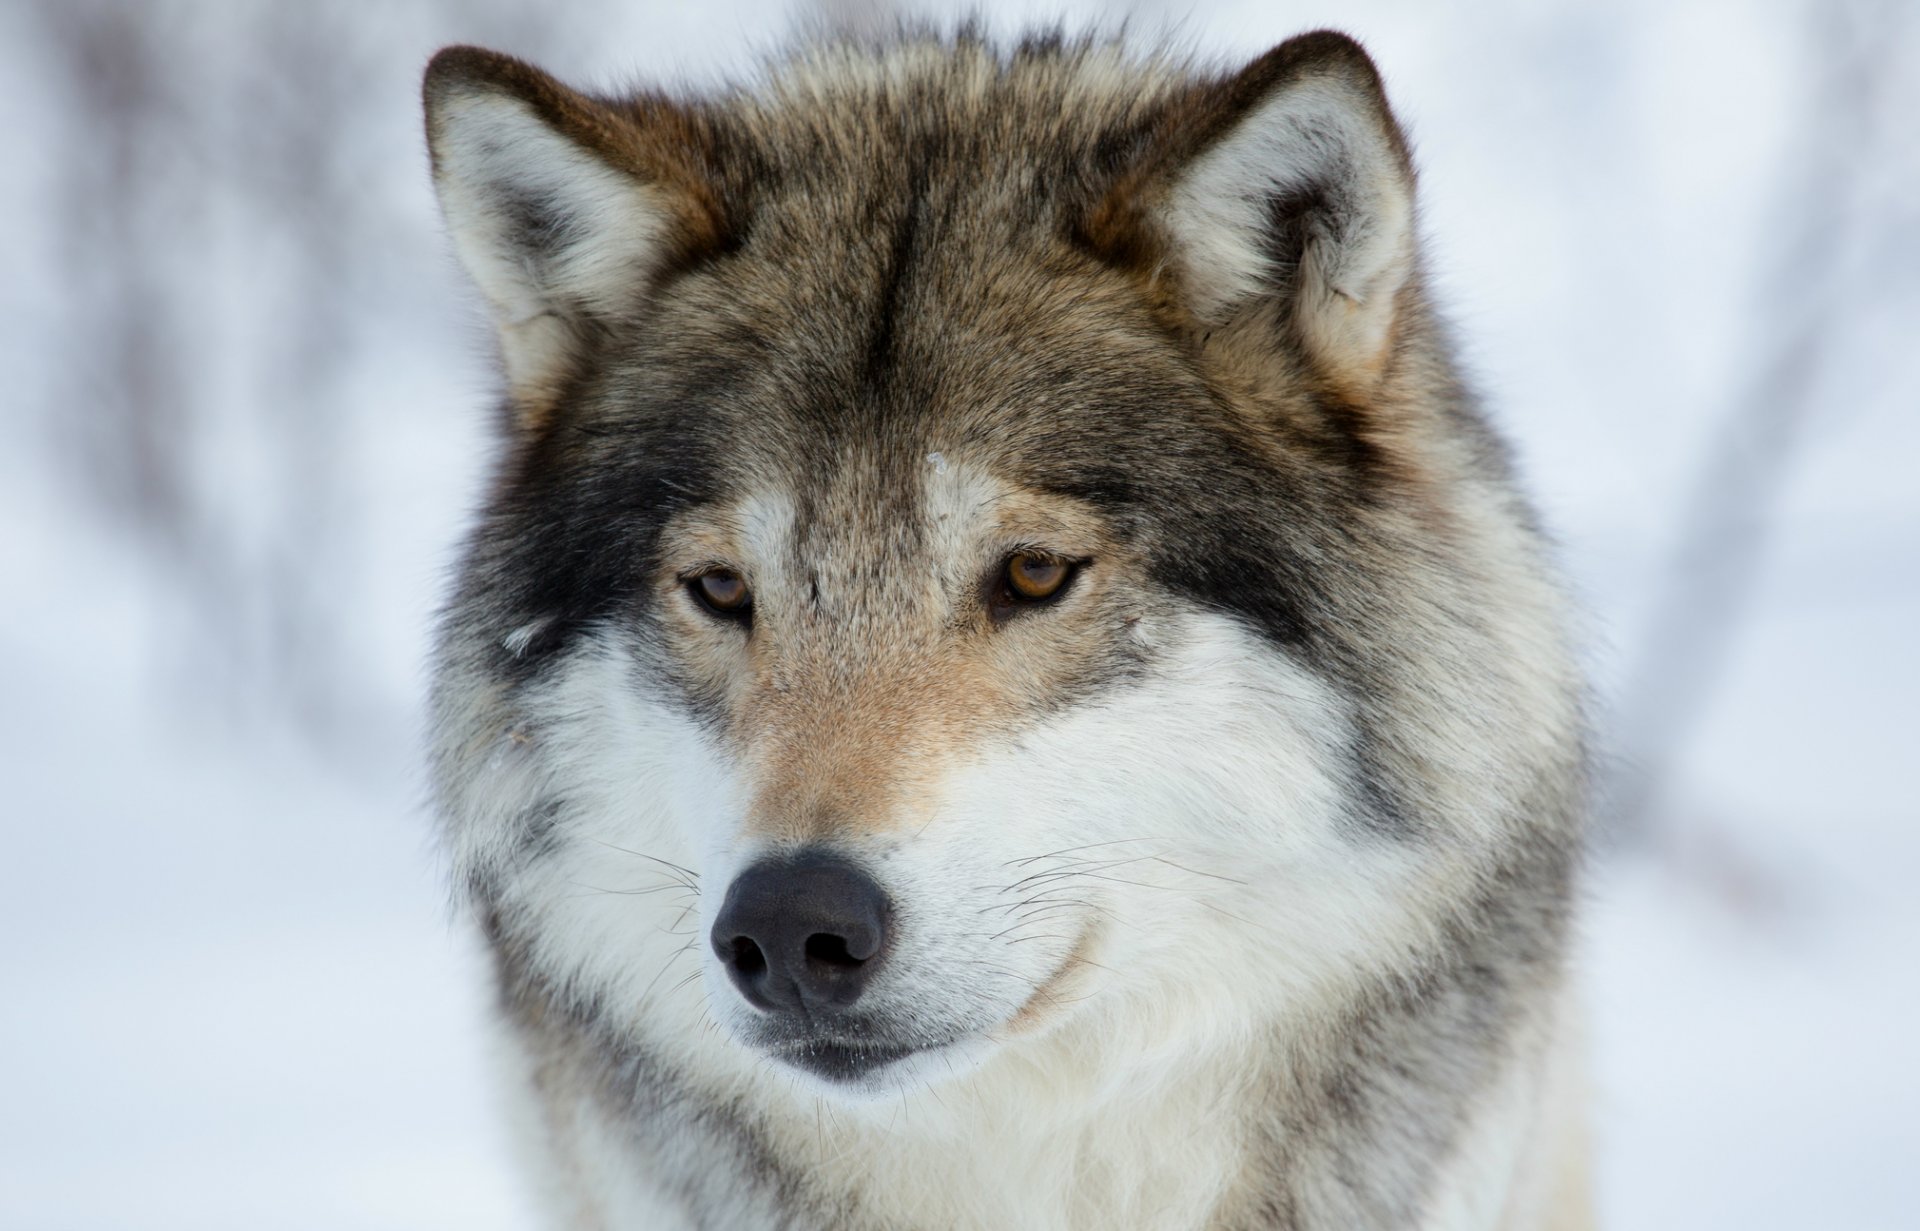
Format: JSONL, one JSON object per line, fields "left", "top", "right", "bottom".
{"left": 493, "top": 833, "right": 1581, "bottom": 1231}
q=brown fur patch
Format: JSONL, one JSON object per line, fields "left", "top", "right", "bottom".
{"left": 656, "top": 475, "right": 1145, "bottom": 840}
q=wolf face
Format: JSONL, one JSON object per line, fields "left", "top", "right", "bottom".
{"left": 425, "top": 29, "right": 1582, "bottom": 1157}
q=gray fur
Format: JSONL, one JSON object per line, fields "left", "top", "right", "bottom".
{"left": 424, "top": 27, "right": 1591, "bottom": 1230}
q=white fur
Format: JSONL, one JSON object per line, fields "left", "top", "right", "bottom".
{"left": 1409, "top": 979, "right": 1590, "bottom": 1231}
{"left": 1161, "top": 75, "right": 1414, "bottom": 379}
{"left": 501, "top": 616, "right": 553, "bottom": 659}
{"left": 470, "top": 607, "right": 1475, "bottom": 1227}
{"left": 738, "top": 614, "right": 1441, "bottom": 1228}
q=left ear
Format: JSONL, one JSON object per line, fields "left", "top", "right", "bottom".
{"left": 1108, "top": 32, "right": 1418, "bottom": 393}
{"left": 423, "top": 46, "right": 724, "bottom": 428}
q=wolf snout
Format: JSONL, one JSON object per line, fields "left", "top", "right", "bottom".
{"left": 711, "top": 853, "right": 891, "bottom": 1015}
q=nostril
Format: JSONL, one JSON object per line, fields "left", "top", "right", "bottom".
{"left": 730, "top": 936, "right": 767, "bottom": 977}
{"left": 711, "top": 852, "right": 891, "bottom": 1012}
{"left": 803, "top": 932, "right": 862, "bottom": 969}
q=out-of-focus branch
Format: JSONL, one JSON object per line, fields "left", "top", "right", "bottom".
{"left": 37, "top": 2, "right": 197, "bottom": 556}
{"left": 29, "top": 1, "right": 589, "bottom": 748}
{"left": 1603, "top": 0, "right": 1910, "bottom": 846}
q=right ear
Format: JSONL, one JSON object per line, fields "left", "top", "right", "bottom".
{"left": 423, "top": 47, "right": 722, "bottom": 426}
{"left": 1084, "top": 33, "right": 1418, "bottom": 397}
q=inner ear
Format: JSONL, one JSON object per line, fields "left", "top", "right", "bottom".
{"left": 423, "top": 47, "right": 726, "bottom": 428}
{"left": 1089, "top": 32, "right": 1417, "bottom": 394}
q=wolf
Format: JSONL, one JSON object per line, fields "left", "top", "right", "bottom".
{"left": 422, "top": 26, "right": 1590, "bottom": 1231}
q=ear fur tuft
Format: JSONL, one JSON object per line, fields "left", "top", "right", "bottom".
{"left": 1105, "top": 32, "right": 1418, "bottom": 393}
{"left": 423, "top": 47, "right": 721, "bottom": 426}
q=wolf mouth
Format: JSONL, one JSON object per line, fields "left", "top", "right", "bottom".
{"left": 767, "top": 1036, "right": 944, "bottom": 1083}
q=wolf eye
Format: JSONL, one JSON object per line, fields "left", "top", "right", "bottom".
{"left": 990, "top": 552, "right": 1081, "bottom": 618}
{"left": 688, "top": 568, "right": 752, "bottom": 619}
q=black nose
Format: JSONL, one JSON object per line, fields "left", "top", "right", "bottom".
{"left": 711, "top": 853, "right": 890, "bottom": 1015}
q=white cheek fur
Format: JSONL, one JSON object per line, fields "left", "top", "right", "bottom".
{"left": 923, "top": 611, "right": 1432, "bottom": 1044}
{"left": 456, "top": 641, "right": 736, "bottom": 1068}
{"left": 465, "top": 610, "right": 1434, "bottom": 1101}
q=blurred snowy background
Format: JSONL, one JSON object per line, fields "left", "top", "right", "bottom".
{"left": 1, "top": 0, "right": 1914, "bottom": 1226}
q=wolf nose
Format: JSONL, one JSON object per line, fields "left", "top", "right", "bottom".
{"left": 711, "top": 853, "right": 890, "bottom": 1015}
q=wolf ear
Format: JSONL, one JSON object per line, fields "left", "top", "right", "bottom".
{"left": 423, "top": 47, "right": 721, "bottom": 426}
{"left": 1107, "top": 33, "right": 1417, "bottom": 392}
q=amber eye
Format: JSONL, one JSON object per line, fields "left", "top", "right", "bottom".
{"left": 1007, "top": 554, "right": 1070, "bottom": 600}
{"left": 688, "top": 568, "right": 751, "bottom": 619}
{"left": 992, "top": 552, "right": 1080, "bottom": 618}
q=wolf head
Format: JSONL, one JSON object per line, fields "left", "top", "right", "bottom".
{"left": 424, "top": 32, "right": 1583, "bottom": 1098}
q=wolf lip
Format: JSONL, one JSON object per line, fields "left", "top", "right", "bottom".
{"left": 767, "top": 1037, "right": 927, "bottom": 1082}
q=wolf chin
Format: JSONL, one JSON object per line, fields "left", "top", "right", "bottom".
{"left": 423, "top": 26, "right": 1590, "bottom": 1231}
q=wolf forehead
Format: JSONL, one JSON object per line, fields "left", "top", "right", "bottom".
{"left": 428, "top": 31, "right": 1437, "bottom": 666}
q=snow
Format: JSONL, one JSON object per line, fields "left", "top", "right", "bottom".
{"left": 1, "top": 2, "right": 1914, "bottom": 1227}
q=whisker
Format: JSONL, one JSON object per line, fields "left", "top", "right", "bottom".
{"left": 563, "top": 879, "right": 701, "bottom": 899}
{"left": 1003, "top": 837, "right": 1162, "bottom": 868}
{"left": 1149, "top": 856, "right": 1248, "bottom": 886}
{"left": 580, "top": 838, "right": 702, "bottom": 885}
{"left": 636, "top": 939, "right": 698, "bottom": 1006}
{"left": 1198, "top": 900, "right": 1260, "bottom": 928}
{"left": 1011, "top": 901, "right": 1085, "bottom": 924}
{"left": 1005, "top": 853, "right": 1167, "bottom": 892}
{"left": 1068, "top": 871, "right": 1189, "bottom": 892}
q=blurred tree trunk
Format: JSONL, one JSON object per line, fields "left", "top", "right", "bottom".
{"left": 31, "top": 1, "right": 578, "bottom": 750}
{"left": 1604, "top": 0, "right": 1912, "bottom": 849}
